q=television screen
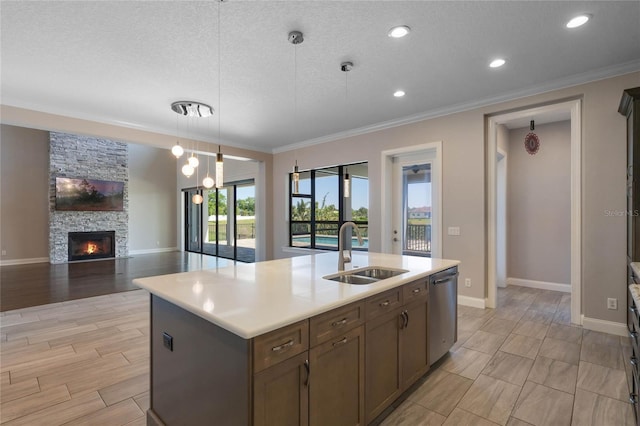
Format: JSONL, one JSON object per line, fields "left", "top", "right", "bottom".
{"left": 55, "top": 177, "right": 124, "bottom": 211}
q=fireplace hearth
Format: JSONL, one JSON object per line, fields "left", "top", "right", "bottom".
{"left": 68, "top": 231, "right": 115, "bottom": 262}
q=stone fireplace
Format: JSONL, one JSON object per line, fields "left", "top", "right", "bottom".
{"left": 49, "top": 132, "right": 129, "bottom": 264}
{"left": 68, "top": 231, "right": 116, "bottom": 262}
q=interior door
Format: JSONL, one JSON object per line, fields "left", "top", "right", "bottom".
{"left": 392, "top": 153, "right": 437, "bottom": 257}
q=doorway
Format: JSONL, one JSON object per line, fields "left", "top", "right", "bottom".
{"left": 184, "top": 179, "right": 256, "bottom": 263}
{"left": 381, "top": 142, "right": 442, "bottom": 258}
{"left": 487, "top": 99, "right": 581, "bottom": 324}
{"left": 392, "top": 160, "right": 433, "bottom": 257}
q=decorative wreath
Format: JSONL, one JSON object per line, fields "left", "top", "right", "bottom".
{"left": 524, "top": 132, "right": 540, "bottom": 155}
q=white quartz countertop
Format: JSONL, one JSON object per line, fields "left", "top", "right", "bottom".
{"left": 133, "top": 252, "right": 459, "bottom": 339}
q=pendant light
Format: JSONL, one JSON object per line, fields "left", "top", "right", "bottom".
{"left": 193, "top": 150, "right": 203, "bottom": 204}
{"left": 214, "top": 1, "right": 224, "bottom": 190}
{"left": 171, "top": 113, "right": 184, "bottom": 158}
{"left": 182, "top": 163, "right": 194, "bottom": 177}
{"left": 344, "top": 167, "right": 350, "bottom": 198}
{"left": 341, "top": 61, "right": 353, "bottom": 198}
{"left": 188, "top": 153, "right": 199, "bottom": 168}
{"left": 215, "top": 146, "right": 223, "bottom": 188}
{"left": 292, "top": 160, "right": 300, "bottom": 194}
{"left": 289, "top": 30, "right": 304, "bottom": 194}
{"left": 203, "top": 152, "right": 215, "bottom": 188}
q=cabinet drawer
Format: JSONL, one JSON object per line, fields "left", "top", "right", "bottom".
{"left": 254, "top": 320, "right": 309, "bottom": 373}
{"left": 366, "top": 288, "right": 402, "bottom": 320}
{"left": 310, "top": 301, "right": 365, "bottom": 347}
{"left": 403, "top": 280, "right": 428, "bottom": 303}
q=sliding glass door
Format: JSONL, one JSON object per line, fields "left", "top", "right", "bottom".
{"left": 184, "top": 180, "right": 255, "bottom": 262}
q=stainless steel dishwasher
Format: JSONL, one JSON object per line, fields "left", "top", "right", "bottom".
{"left": 429, "top": 267, "right": 458, "bottom": 365}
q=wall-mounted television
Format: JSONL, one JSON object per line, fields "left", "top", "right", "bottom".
{"left": 55, "top": 177, "right": 124, "bottom": 211}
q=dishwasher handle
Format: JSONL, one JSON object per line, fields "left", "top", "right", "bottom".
{"left": 432, "top": 273, "right": 458, "bottom": 285}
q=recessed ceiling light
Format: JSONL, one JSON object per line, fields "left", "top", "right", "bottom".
{"left": 566, "top": 14, "right": 591, "bottom": 29}
{"left": 489, "top": 58, "right": 506, "bottom": 68}
{"left": 394, "top": 90, "right": 405, "bottom": 98}
{"left": 388, "top": 25, "right": 411, "bottom": 38}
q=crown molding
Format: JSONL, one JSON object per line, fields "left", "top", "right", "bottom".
{"left": 272, "top": 59, "right": 640, "bottom": 154}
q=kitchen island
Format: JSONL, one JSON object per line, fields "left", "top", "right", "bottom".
{"left": 134, "top": 252, "right": 459, "bottom": 426}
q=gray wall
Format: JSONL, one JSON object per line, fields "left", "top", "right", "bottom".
{"left": 128, "top": 144, "right": 177, "bottom": 253}
{"left": 0, "top": 125, "right": 50, "bottom": 261}
{"left": 272, "top": 71, "right": 639, "bottom": 324}
{"left": 507, "top": 121, "right": 571, "bottom": 285}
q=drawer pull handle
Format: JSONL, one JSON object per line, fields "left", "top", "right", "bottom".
{"left": 379, "top": 300, "right": 390, "bottom": 307}
{"left": 333, "top": 337, "right": 348, "bottom": 347}
{"left": 412, "top": 288, "right": 421, "bottom": 294}
{"left": 271, "top": 339, "right": 294, "bottom": 352}
{"left": 631, "top": 357, "right": 638, "bottom": 367}
{"left": 631, "top": 393, "right": 638, "bottom": 404}
{"left": 332, "top": 318, "right": 348, "bottom": 327}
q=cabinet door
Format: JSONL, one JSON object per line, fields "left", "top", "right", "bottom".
{"left": 309, "top": 326, "right": 365, "bottom": 426}
{"left": 253, "top": 351, "right": 309, "bottom": 426}
{"left": 365, "top": 309, "right": 403, "bottom": 423}
{"left": 401, "top": 299, "right": 429, "bottom": 389}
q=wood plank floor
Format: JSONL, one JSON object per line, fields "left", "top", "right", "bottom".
{"left": 0, "top": 252, "right": 231, "bottom": 311}
{"left": 0, "top": 283, "right": 633, "bottom": 425}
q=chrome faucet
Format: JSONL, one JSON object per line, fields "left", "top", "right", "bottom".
{"left": 338, "top": 221, "right": 364, "bottom": 271}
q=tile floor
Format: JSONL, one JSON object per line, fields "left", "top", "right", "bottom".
{"left": 0, "top": 285, "right": 634, "bottom": 425}
{"left": 381, "top": 285, "right": 635, "bottom": 426}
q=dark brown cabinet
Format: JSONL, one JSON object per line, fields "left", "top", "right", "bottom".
{"left": 400, "top": 298, "right": 429, "bottom": 389}
{"left": 309, "top": 326, "right": 365, "bottom": 426}
{"left": 364, "top": 281, "right": 429, "bottom": 423}
{"left": 254, "top": 352, "right": 309, "bottom": 426}
{"left": 149, "top": 278, "right": 433, "bottom": 426}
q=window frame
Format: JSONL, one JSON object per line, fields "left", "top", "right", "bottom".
{"left": 289, "top": 162, "right": 368, "bottom": 251}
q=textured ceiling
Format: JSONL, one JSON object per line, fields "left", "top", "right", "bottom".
{"left": 2, "top": 1, "right": 639, "bottom": 153}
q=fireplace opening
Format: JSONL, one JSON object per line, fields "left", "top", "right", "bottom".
{"left": 68, "top": 231, "right": 115, "bottom": 262}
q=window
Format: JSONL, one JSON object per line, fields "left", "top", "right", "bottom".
{"left": 289, "top": 162, "right": 368, "bottom": 250}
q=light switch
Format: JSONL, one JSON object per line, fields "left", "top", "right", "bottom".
{"left": 448, "top": 227, "right": 460, "bottom": 236}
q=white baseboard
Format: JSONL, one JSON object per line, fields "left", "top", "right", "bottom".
{"left": 0, "top": 257, "right": 49, "bottom": 266}
{"left": 582, "top": 315, "right": 628, "bottom": 337}
{"left": 458, "top": 295, "right": 486, "bottom": 309}
{"left": 129, "top": 247, "right": 178, "bottom": 255}
{"left": 507, "top": 277, "right": 571, "bottom": 293}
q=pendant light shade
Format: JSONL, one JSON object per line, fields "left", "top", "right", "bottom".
{"left": 171, "top": 143, "right": 184, "bottom": 158}
{"left": 192, "top": 193, "right": 203, "bottom": 204}
{"left": 215, "top": 146, "right": 224, "bottom": 188}
{"left": 203, "top": 175, "right": 215, "bottom": 189}
{"left": 344, "top": 168, "right": 350, "bottom": 198}
{"left": 292, "top": 161, "right": 300, "bottom": 194}
{"left": 182, "top": 164, "right": 194, "bottom": 177}
{"left": 188, "top": 154, "right": 199, "bottom": 168}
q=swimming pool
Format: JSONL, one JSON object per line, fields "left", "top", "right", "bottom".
{"left": 293, "top": 235, "right": 369, "bottom": 248}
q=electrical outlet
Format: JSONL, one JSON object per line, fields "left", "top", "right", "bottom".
{"left": 156, "top": 241, "right": 160, "bottom": 246}
{"left": 607, "top": 298, "right": 618, "bottom": 310}
{"left": 162, "top": 332, "right": 173, "bottom": 351}
{"left": 448, "top": 227, "right": 461, "bottom": 236}
{"left": 465, "top": 278, "right": 471, "bottom": 288}
{"left": 1, "top": 250, "right": 6, "bottom": 256}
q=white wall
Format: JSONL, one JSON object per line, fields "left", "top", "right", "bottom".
{"left": 507, "top": 121, "right": 571, "bottom": 286}
{"left": 128, "top": 143, "right": 178, "bottom": 254}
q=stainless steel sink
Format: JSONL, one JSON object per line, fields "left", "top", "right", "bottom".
{"left": 324, "top": 274, "right": 379, "bottom": 285}
{"left": 323, "top": 267, "right": 409, "bottom": 285}
{"left": 352, "top": 268, "right": 407, "bottom": 280}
